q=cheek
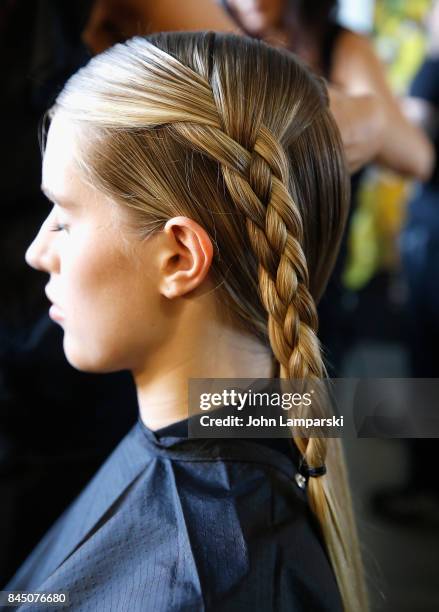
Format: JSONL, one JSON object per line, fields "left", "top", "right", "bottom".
{"left": 240, "top": 11, "right": 272, "bottom": 34}
{"left": 60, "top": 245, "right": 163, "bottom": 372}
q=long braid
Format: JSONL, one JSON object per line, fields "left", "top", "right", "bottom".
{"left": 174, "top": 106, "right": 365, "bottom": 610}
{"left": 172, "top": 103, "right": 351, "bottom": 587}
{"left": 214, "top": 120, "right": 363, "bottom": 608}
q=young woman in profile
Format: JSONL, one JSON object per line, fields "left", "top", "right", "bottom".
{"left": 6, "top": 32, "right": 368, "bottom": 611}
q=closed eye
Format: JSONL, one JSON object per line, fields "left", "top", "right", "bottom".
{"left": 49, "top": 223, "right": 69, "bottom": 233}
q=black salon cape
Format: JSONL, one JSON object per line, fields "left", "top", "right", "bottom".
{"left": 5, "top": 415, "right": 343, "bottom": 611}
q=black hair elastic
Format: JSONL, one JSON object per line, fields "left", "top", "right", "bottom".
{"left": 295, "top": 459, "right": 327, "bottom": 490}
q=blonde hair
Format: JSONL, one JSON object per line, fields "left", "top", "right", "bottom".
{"left": 51, "top": 31, "right": 368, "bottom": 610}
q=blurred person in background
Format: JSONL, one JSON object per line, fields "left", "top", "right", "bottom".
{"left": 371, "top": 0, "right": 439, "bottom": 527}
{"left": 220, "top": 0, "right": 433, "bottom": 179}
{"left": 220, "top": 0, "right": 434, "bottom": 376}
{"left": 83, "top": 0, "right": 431, "bottom": 176}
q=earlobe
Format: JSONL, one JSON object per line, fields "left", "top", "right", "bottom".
{"left": 160, "top": 216, "right": 213, "bottom": 299}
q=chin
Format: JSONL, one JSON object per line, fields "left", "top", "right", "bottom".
{"left": 245, "top": 14, "right": 269, "bottom": 35}
{"left": 63, "top": 337, "right": 125, "bottom": 374}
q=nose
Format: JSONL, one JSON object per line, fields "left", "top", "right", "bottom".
{"left": 25, "top": 235, "right": 43, "bottom": 271}
{"left": 25, "top": 217, "right": 59, "bottom": 273}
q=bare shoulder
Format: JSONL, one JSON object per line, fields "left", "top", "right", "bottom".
{"left": 330, "top": 27, "right": 389, "bottom": 94}
{"left": 334, "top": 28, "right": 375, "bottom": 59}
{"left": 337, "top": 28, "right": 369, "bottom": 45}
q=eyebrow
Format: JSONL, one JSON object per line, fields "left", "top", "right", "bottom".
{"left": 41, "top": 185, "right": 77, "bottom": 209}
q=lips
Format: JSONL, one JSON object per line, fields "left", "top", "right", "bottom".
{"left": 49, "top": 303, "right": 65, "bottom": 322}
{"left": 45, "top": 286, "right": 64, "bottom": 321}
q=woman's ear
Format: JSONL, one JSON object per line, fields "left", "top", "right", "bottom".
{"left": 159, "top": 216, "right": 214, "bottom": 298}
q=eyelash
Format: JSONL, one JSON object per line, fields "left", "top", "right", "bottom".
{"left": 49, "top": 223, "right": 68, "bottom": 233}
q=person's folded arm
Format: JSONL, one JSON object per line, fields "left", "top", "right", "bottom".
{"left": 330, "top": 30, "right": 435, "bottom": 181}
{"left": 328, "top": 87, "right": 386, "bottom": 173}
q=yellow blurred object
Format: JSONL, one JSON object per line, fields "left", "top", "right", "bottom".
{"left": 374, "top": 3, "right": 427, "bottom": 93}
{"left": 389, "top": 27, "right": 425, "bottom": 92}
{"left": 375, "top": 0, "right": 431, "bottom": 25}
{"left": 405, "top": 0, "right": 431, "bottom": 21}
{"left": 343, "top": 172, "right": 411, "bottom": 290}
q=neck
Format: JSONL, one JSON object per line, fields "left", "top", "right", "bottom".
{"left": 133, "top": 299, "right": 274, "bottom": 431}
